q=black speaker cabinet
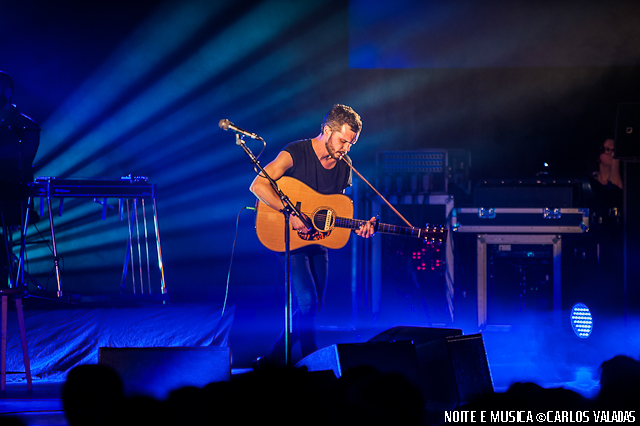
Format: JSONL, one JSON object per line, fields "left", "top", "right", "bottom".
{"left": 370, "top": 327, "right": 493, "bottom": 410}
{"left": 444, "top": 334, "right": 494, "bottom": 405}
{"left": 98, "top": 347, "right": 231, "bottom": 399}
{"left": 294, "top": 341, "right": 420, "bottom": 381}
{"left": 368, "top": 326, "right": 463, "bottom": 344}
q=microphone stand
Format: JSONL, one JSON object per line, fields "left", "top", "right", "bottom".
{"left": 235, "top": 132, "right": 309, "bottom": 368}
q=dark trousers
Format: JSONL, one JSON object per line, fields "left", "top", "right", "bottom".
{"left": 269, "top": 245, "right": 328, "bottom": 362}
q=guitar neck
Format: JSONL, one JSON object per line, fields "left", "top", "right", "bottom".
{"left": 335, "top": 217, "right": 426, "bottom": 238}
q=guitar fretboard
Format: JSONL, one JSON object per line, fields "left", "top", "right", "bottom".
{"left": 335, "top": 217, "right": 430, "bottom": 239}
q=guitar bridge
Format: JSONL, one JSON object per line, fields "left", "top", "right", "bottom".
{"left": 324, "top": 209, "right": 333, "bottom": 231}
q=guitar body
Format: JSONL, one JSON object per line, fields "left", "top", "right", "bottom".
{"left": 255, "top": 176, "right": 354, "bottom": 252}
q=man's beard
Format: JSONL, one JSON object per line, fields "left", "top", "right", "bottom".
{"left": 325, "top": 133, "right": 342, "bottom": 160}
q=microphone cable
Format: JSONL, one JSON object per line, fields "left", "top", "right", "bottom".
{"left": 212, "top": 205, "right": 255, "bottom": 343}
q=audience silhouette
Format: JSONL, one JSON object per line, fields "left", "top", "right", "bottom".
{"left": 595, "top": 355, "right": 640, "bottom": 411}
{"left": 53, "top": 353, "right": 640, "bottom": 426}
{"left": 61, "top": 364, "right": 125, "bottom": 426}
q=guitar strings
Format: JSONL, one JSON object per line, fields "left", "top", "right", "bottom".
{"left": 308, "top": 212, "right": 430, "bottom": 231}
{"left": 298, "top": 210, "right": 443, "bottom": 235}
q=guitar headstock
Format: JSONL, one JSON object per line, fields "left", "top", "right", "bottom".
{"left": 421, "top": 224, "right": 448, "bottom": 243}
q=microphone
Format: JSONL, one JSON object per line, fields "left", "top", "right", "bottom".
{"left": 218, "top": 119, "right": 263, "bottom": 141}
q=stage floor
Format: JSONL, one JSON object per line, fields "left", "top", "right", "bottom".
{"left": 1, "top": 295, "right": 638, "bottom": 425}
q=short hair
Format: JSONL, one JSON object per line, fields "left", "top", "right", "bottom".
{"left": 0, "top": 71, "right": 14, "bottom": 91}
{"left": 321, "top": 104, "right": 362, "bottom": 135}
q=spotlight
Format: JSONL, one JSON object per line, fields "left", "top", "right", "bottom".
{"left": 570, "top": 303, "right": 593, "bottom": 339}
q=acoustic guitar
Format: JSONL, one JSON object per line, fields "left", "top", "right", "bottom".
{"left": 255, "top": 176, "right": 448, "bottom": 252}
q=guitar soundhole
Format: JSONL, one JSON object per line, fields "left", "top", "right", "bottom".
{"left": 311, "top": 207, "right": 335, "bottom": 232}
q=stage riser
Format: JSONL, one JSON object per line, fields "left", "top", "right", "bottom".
{"left": 2, "top": 304, "right": 233, "bottom": 383}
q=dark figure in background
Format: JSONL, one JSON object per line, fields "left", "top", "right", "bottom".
{"left": 588, "top": 136, "right": 623, "bottom": 214}
{"left": 0, "top": 71, "right": 40, "bottom": 286}
{"left": 250, "top": 104, "right": 375, "bottom": 367}
{"left": 584, "top": 136, "right": 624, "bottom": 315}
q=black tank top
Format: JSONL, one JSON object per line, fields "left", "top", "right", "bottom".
{"left": 283, "top": 139, "right": 352, "bottom": 194}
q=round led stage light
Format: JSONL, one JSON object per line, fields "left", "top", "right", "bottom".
{"left": 570, "top": 303, "right": 593, "bottom": 339}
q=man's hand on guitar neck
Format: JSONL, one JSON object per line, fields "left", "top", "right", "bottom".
{"left": 354, "top": 217, "right": 376, "bottom": 238}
